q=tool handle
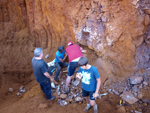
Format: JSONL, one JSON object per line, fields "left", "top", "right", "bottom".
{"left": 51, "top": 68, "right": 56, "bottom": 73}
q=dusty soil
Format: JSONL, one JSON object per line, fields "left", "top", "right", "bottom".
{"left": 0, "top": 46, "right": 118, "bottom": 113}
{"left": 0, "top": 46, "right": 150, "bottom": 113}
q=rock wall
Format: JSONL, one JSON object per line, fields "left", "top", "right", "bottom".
{"left": 0, "top": 0, "right": 150, "bottom": 79}
{"left": 72, "top": 0, "right": 150, "bottom": 78}
{"left": 0, "top": 0, "right": 32, "bottom": 76}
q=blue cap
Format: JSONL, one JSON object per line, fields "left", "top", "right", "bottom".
{"left": 58, "top": 46, "right": 64, "bottom": 52}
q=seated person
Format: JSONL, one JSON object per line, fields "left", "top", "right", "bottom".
{"left": 54, "top": 46, "right": 68, "bottom": 82}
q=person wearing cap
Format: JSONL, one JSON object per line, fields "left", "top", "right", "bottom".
{"left": 54, "top": 46, "right": 68, "bottom": 82}
{"left": 76, "top": 56, "right": 101, "bottom": 113}
{"left": 32, "top": 47, "right": 56, "bottom": 100}
{"left": 64, "top": 41, "right": 84, "bottom": 93}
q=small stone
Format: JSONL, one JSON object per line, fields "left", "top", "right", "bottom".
{"left": 134, "top": 92, "right": 137, "bottom": 97}
{"left": 75, "top": 97, "right": 83, "bottom": 102}
{"left": 118, "top": 86, "right": 124, "bottom": 93}
{"left": 112, "top": 89, "right": 120, "bottom": 95}
{"left": 142, "top": 98, "right": 150, "bottom": 104}
{"left": 57, "top": 99, "right": 61, "bottom": 104}
{"left": 8, "top": 88, "right": 14, "bottom": 92}
{"left": 68, "top": 99, "right": 73, "bottom": 103}
{"left": 20, "top": 89, "right": 26, "bottom": 92}
{"left": 60, "top": 94, "right": 67, "bottom": 99}
{"left": 135, "top": 110, "right": 142, "bottom": 113}
{"left": 130, "top": 110, "right": 134, "bottom": 113}
{"left": 139, "top": 85, "right": 143, "bottom": 89}
{"left": 132, "top": 85, "right": 139, "bottom": 92}
{"left": 137, "top": 93, "right": 143, "bottom": 99}
{"left": 117, "top": 106, "right": 126, "bottom": 113}
{"left": 59, "top": 100, "right": 67, "bottom": 106}
{"left": 79, "top": 101, "right": 82, "bottom": 104}
{"left": 16, "top": 92, "right": 22, "bottom": 96}
{"left": 20, "top": 86, "right": 24, "bottom": 90}
{"left": 38, "top": 103, "right": 48, "bottom": 108}
{"left": 132, "top": 0, "right": 139, "bottom": 6}
{"left": 45, "top": 54, "right": 49, "bottom": 59}
{"left": 57, "top": 92, "right": 61, "bottom": 95}
{"left": 143, "top": 103, "right": 147, "bottom": 106}
{"left": 138, "top": 100, "right": 143, "bottom": 104}
{"left": 143, "top": 81, "right": 148, "bottom": 86}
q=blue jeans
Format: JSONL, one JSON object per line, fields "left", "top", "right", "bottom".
{"left": 40, "top": 80, "right": 52, "bottom": 99}
{"left": 67, "top": 61, "right": 79, "bottom": 76}
{"left": 54, "top": 61, "right": 68, "bottom": 81}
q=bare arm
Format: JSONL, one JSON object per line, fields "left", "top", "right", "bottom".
{"left": 80, "top": 47, "right": 86, "bottom": 53}
{"left": 94, "top": 78, "right": 101, "bottom": 98}
{"left": 59, "top": 53, "right": 68, "bottom": 63}
{"left": 44, "top": 72, "right": 54, "bottom": 82}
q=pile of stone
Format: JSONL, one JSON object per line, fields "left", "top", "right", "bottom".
{"left": 103, "top": 74, "right": 150, "bottom": 108}
{"left": 52, "top": 76, "right": 84, "bottom": 106}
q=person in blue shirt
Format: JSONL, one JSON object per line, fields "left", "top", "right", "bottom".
{"left": 54, "top": 46, "right": 68, "bottom": 82}
{"left": 76, "top": 57, "right": 101, "bottom": 113}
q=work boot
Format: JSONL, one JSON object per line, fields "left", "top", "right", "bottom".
{"left": 47, "top": 95, "right": 56, "bottom": 100}
{"left": 93, "top": 107, "right": 98, "bottom": 113}
{"left": 83, "top": 105, "right": 91, "bottom": 112}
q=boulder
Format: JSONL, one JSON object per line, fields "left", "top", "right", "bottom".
{"left": 130, "top": 76, "right": 143, "bottom": 85}
{"left": 122, "top": 91, "right": 138, "bottom": 104}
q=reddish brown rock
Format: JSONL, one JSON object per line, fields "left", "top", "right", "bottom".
{"left": 117, "top": 106, "right": 126, "bottom": 113}
{"left": 130, "top": 76, "right": 143, "bottom": 85}
{"left": 145, "top": 15, "right": 150, "bottom": 26}
{"left": 122, "top": 91, "right": 138, "bottom": 104}
{"left": 38, "top": 103, "right": 48, "bottom": 108}
{"left": 60, "top": 94, "right": 67, "bottom": 99}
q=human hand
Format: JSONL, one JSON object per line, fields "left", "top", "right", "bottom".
{"left": 93, "top": 92, "right": 99, "bottom": 98}
{"left": 82, "top": 50, "right": 86, "bottom": 53}
{"left": 50, "top": 77, "right": 54, "bottom": 82}
{"left": 65, "top": 52, "right": 68, "bottom": 56}
{"left": 76, "top": 73, "right": 82, "bottom": 79}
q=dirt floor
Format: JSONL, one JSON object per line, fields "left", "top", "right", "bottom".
{"left": 0, "top": 46, "right": 150, "bottom": 113}
{"left": 0, "top": 74, "right": 119, "bottom": 113}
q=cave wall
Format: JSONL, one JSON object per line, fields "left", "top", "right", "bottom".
{"left": 0, "top": 0, "right": 32, "bottom": 76}
{"left": 0, "top": 0, "right": 150, "bottom": 79}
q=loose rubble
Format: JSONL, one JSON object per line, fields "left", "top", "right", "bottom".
{"left": 8, "top": 88, "right": 14, "bottom": 92}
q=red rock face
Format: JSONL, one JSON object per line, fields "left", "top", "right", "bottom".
{"left": 0, "top": 0, "right": 150, "bottom": 79}
{"left": 0, "top": 0, "right": 32, "bottom": 78}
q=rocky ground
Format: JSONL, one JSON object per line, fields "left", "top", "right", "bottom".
{"left": 0, "top": 70, "right": 150, "bottom": 113}
{"left": 0, "top": 46, "right": 150, "bottom": 113}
